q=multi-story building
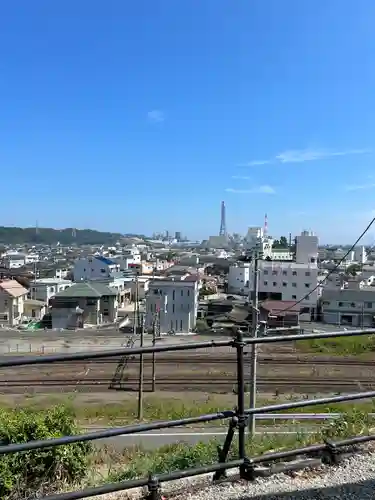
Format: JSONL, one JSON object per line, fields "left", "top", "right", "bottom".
{"left": 28, "top": 278, "right": 73, "bottom": 303}
{"left": 145, "top": 276, "right": 199, "bottom": 333}
{"left": 228, "top": 230, "right": 319, "bottom": 319}
{"left": 321, "top": 284, "right": 375, "bottom": 327}
{"left": 73, "top": 256, "right": 120, "bottom": 281}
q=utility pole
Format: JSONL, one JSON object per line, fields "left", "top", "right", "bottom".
{"left": 249, "top": 244, "right": 261, "bottom": 436}
{"left": 137, "top": 275, "right": 145, "bottom": 420}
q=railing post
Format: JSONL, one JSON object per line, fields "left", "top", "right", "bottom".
{"left": 213, "top": 416, "right": 238, "bottom": 481}
{"left": 145, "top": 474, "right": 161, "bottom": 500}
{"left": 234, "top": 329, "right": 247, "bottom": 464}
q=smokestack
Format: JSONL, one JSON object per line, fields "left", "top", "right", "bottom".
{"left": 289, "top": 233, "right": 292, "bottom": 248}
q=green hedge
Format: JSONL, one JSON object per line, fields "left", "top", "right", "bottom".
{"left": 0, "top": 406, "right": 92, "bottom": 498}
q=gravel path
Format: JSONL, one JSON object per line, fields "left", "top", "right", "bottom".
{"left": 173, "top": 452, "right": 375, "bottom": 500}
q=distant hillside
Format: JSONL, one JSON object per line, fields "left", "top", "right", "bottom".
{"left": 0, "top": 226, "right": 123, "bottom": 245}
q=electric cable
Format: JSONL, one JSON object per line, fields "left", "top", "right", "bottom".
{"left": 274, "top": 217, "right": 375, "bottom": 315}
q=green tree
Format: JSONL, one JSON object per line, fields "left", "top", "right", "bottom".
{"left": 272, "top": 236, "right": 288, "bottom": 249}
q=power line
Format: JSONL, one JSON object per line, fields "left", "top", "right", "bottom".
{"left": 277, "top": 217, "right": 375, "bottom": 315}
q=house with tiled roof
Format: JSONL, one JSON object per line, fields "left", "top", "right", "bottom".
{"left": 49, "top": 281, "right": 118, "bottom": 329}
{"left": 0, "top": 279, "right": 28, "bottom": 325}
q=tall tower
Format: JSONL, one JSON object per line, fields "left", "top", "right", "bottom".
{"left": 264, "top": 213, "right": 268, "bottom": 236}
{"left": 219, "top": 201, "right": 227, "bottom": 237}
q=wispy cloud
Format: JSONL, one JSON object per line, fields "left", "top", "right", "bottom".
{"left": 225, "top": 185, "right": 275, "bottom": 194}
{"left": 147, "top": 110, "right": 165, "bottom": 123}
{"left": 275, "top": 148, "right": 370, "bottom": 164}
{"left": 231, "top": 175, "right": 252, "bottom": 180}
{"left": 344, "top": 182, "right": 375, "bottom": 192}
{"left": 241, "top": 147, "right": 370, "bottom": 166}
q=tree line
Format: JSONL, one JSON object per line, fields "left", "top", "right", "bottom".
{"left": 0, "top": 226, "right": 123, "bottom": 245}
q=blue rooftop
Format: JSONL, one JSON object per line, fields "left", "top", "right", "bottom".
{"left": 96, "top": 255, "right": 116, "bottom": 266}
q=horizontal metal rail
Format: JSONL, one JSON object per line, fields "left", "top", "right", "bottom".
{"left": 44, "top": 433, "right": 375, "bottom": 500}
{"left": 0, "top": 328, "right": 374, "bottom": 368}
{"left": 1, "top": 328, "right": 375, "bottom": 500}
{"left": 0, "top": 390, "right": 374, "bottom": 456}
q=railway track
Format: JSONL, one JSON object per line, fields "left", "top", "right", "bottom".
{"left": 0, "top": 377, "right": 373, "bottom": 394}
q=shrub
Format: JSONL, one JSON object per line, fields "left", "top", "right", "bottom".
{"left": 0, "top": 405, "right": 92, "bottom": 498}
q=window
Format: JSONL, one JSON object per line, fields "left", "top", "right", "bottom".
{"left": 282, "top": 282, "right": 287, "bottom": 287}
{"left": 338, "top": 302, "right": 343, "bottom": 307}
{"left": 4, "top": 299, "right": 8, "bottom": 307}
{"left": 263, "top": 281, "right": 268, "bottom": 286}
{"left": 311, "top": 257, "right": 316, "bottom": 263}
{"left": 87, "top": 299, "right": 96, "bottom": 306}
{"left": 172, "top": 290, "right": 175, "bottom": 300}
{"left": 323, "top": 301, "right": 330, "bottom": 306}
{"left": 180, "top": 319, "right": 183, "bottom": 331}
{"left": 292, "top": 295, "right": 297, "bottom": 299}
{"left": 273, "top": 282, "right": 277, "bottom": 286}
{"left": 292, "top": 271, "right": 297, "bottom": 276}
{"left": 49, "top": 287, "right": 54, "bottom": 292}
{"left": 292, "top": 283, "right": 297, "bottom": 287}
{"left": 172, "top": 304, "right": 175, "bottom": 313}
{"left": 366, "top": 302, "right": 373, "bottom": 308}
{"left": 305, "top": 271, "right": 311, "bottom": 276}
{"left": 350, "top": 302, "right": 356, "bottom": 308}
{"left": 272, "top": 270, "right": 278, "bottom": 275}
{"left": 100, "top": 268, "right": 106, "bottom": 273}
{"left": 282, "top": 270, "right": 287, "bottom": 276}
{"left": 187, "top": 289, "right": 190, "bottom": 296}
{"left": 304, "top": 283, "right": 310, "bottom": 288}
{"left": 181, "top": 289, "right": 183, "bottom": 296}
{"left": 264, "top": 270, "right": 268, "bottom": 275}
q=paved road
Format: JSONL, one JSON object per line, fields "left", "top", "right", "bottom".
{"left": 89, "top": 425, "right": 319, "bottom": 450}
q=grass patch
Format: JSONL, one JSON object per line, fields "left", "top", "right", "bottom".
{"left": 3, "top": 393, "right": 375, "bottom": 428}
{"left": 296, "top": 334, "right": 375, "bottom": 356}
{"left": 102, "top": 408, "right": 375, "bottom": 482}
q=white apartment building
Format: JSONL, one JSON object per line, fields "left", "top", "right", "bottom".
{"left": 2, "top": 252, "right": 26, "bottom": 269}
{"left": 28, "top": 278, "right": 73, "bottom": 303}
{"left": 25, "top": 253, "right": 39, "bottom": 265}
{"left": 228, "top": 230, "right": 319, "bottom": 319}
{"left": 73, "top": 256, "right": 120, "bottom": 281}
{"left": 113, "top": 248, "right": 142, "bottom": 270}
{"left": 145, "top": 276, "right": 199, "bottom": 333}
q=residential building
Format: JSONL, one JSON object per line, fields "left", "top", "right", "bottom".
{"left": 228, "top": 230, "right": 319, "bottom": 319}
{"left": 25, "top": 253, "right": 39, "bottom": 265}
{"left": 28, "top": 278, "right": 73, "bottom": 303}
{"left": 73, "top": 256, "right": 120, "bottom": 281}
{"left": 2, "top": 252, "right": 26, "bottom": 269}
{"left": 0, "top": 279, "right": 28, "bottom": 325}
{"left": 23, "top": 299, "right": 47, "bottom": 320}
{"left": 145, "top": 276, "right": 199, "bottom": 333}
{"left": 321, "top": 285, "right": 375, "bottom": 326}
{"left": 50, "top": 282, "right": 118, "bottom": 329}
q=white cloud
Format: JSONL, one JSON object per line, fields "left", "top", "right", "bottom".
{"left": 240, "top": 147, "right": 370, "bottom": 167}
{"left": 344, "top": 182, "right": 375, "bottom": 191}
{"left": 275, "top": 148, "right": 370, "bottom": 164}
{"left": 225, "top": 185, "right": 275, "bottom": 194}
{"left": 147, "top": 110, "right": 165, "bottom": 122}
{"left": 231, "top": 175, "right": 252, "bottom": 180}
{"left": 237, "top": 160, "right": 270, "bottom": 167}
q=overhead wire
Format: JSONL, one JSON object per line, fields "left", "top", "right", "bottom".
{"left": 273, "top": 216, "right": 375, "bottom": 315}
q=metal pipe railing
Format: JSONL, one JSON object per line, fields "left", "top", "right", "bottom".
{"left": 0, "top": 328, "right": 374, "bottom": 500}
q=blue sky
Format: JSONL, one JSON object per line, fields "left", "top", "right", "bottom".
{"left": 1, "top": 0, "right": 375, "bottom": 243}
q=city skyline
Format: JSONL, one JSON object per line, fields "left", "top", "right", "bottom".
{"left": 1, "top": 1, "right": 375, "bottom": 243}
